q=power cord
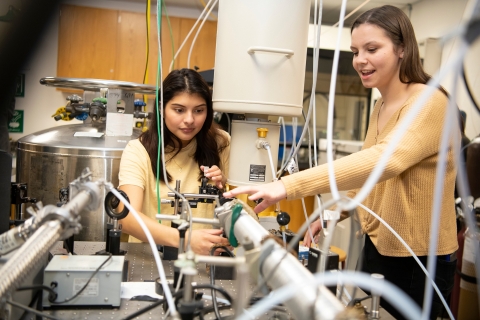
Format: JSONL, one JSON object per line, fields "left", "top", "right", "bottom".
{"left": 6, "top": 299, "right": 61, "bottom": 320}
{"left": 47, "top": 253, "right": 112, "bottom": 304}
{"left": 210, "top": 245, "right": 235, "bottom": 319}
{"left": 121, "top": 283, "right": 233, "bottom": 320}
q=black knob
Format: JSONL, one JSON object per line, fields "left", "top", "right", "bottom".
{"left": 276, "top": 211, "right": 290, "bottom": 226}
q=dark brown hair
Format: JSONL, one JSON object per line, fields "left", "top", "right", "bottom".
{"left": 351, "top": 5, "right": 447, "bottom": 95}
{"left": 139, "top": 68, "right": 229, "bottom": 182}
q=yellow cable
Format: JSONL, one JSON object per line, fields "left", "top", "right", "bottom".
{"left": 142, "top": 0, "right": 152, "bottom": 132}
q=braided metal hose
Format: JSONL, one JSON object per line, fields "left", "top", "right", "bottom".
{"left": 0, "top": 221, "right": 62, "bottom": 298}
{"left": 0, "top": 186, "right": 98, "bottom": 299}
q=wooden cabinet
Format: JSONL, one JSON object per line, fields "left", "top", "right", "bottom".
{"left": 57, "top": 5, "right": 118, "bottom": 80}
{"left": 176, "top": 18, "right": 217, "bottom": 72}
{"left": 57, "top": 4, "right": 217, "bottom": 83}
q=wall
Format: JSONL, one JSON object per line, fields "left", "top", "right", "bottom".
{"left": 410, "top": 0, "right": 480, "bottom": 140}
{"left": 9, "top": 0, "right": 479, "bottom": 141}
{"left": 9, "top": 0, "right": 214, "bottom": 142}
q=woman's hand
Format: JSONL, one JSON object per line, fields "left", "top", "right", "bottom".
{"left": 222, "top": 180, "right": 287, "bottom": 214}
{"left": 303, "top": 219, "right": 323, "bottom": 247}
{"left": 187, "top": 229, "right": 231, "bottom": 255}
{"left": 201, "top": 165, "right": 226, "bottom": 189}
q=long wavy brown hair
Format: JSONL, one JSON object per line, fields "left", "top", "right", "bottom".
{"left": 351, "top": 5, "right": 447, "bottom": 96}
{"left": 139, "top": 68, "right": 229, "bottom": 182}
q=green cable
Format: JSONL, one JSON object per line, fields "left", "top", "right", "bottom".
{"left": 155, "top": 0, "right": 163, "bottom": 216}
{"left": 162, "top": 0, "right": 175, "bottom": 70}
{"left": 228, "top": 203, "right": 243, "bottom": 247}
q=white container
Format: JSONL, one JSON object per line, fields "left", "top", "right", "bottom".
{"left": 213, "top": 0, "right": 310, "bottom": 117}
{"left": 228, "top": 120, "right": 280, "bottom": 186}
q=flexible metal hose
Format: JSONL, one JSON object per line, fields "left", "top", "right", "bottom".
{"left": 0, "top": 221, "right": 62, "bottom": 298}
{"left": 0, "top": 186, "right": 98, "bottom": 298}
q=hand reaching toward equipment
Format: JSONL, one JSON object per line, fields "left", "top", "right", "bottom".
{"left": 303, "top": 219, "right": 323, "bottom": 247}
{"left": 222, "top": 180, "right": 287, "bottom": 214}
{"left": 187, "top": 229, "right": 231, "bottom": 255}
{"left": 201, "top": 165, "right": 226, "bottom": 189}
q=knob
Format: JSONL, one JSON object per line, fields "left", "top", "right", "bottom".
{"left": 276, "top": 211, "right": 290, "bottom": 226}
{"left": 66, "top": 94, "right": 83, "bottom": 103}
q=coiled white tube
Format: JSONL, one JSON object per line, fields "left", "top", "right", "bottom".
{"left": 238, "top": 271, "right": 422, "bottom": 320}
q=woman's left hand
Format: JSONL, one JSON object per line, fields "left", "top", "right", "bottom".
{"left": 201, "top": 165, "right": 226, "bottom": 189}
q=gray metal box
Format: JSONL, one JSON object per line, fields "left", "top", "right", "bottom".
{"left": 43, "top": 255, "right": 124, "bottom": 307}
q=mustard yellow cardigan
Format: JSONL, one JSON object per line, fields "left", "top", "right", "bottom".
{"left": 282, "top": 89, "right": 458, "bottom": 257}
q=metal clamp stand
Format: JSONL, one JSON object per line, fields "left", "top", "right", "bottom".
{"left": 162, "top": 180, "right": 184, "bottom": 261}
{"left": 97, "top": 189, "right": 130, "bottom": 255}
{"left": 10, "top": 183, "right": 36, "bottom": 227}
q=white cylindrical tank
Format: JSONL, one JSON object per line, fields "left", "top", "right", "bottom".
{"left": 228, "top": 120, "right": 280, "bottom": 186}
{"left": 213, "top": 0, "right": 310, "bottom": 117}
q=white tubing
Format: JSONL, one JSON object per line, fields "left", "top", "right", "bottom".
{"left": 301, "top": 198, "right": 315, "bottom": 245}
{"left": 422, "top": 48, "right": 463, "bottom": 320}
{"left": 311, "top": 0, "right": 322, "bottom": 168}
{"left": 157, "top": 2, "right": 194, "bottom": 250}
{"left": 318, "top": 215, "right": 338, "bottom": 273}
{"left": 168, "top": 0, "right": 215, "bottom": 72}
{"left": 264, "top": 145, "right": 277, "bottom": 183}
{"left": 187, "top": 0, "right": 219, "bottom": 69}
{"left": 107, "top": 186, "right": 177, "bottom": 316}
{"left": 343, "top": 43, "right": 468, "bottom": 211}
{"left": 350, "top": 198, "right": 455, "bottom": 320}
{"left": 325, "top": 0, "right": 348, "bottom": 201}
{"left": 331, "top": 0, "right": 371, "bottom": 28}
{"left": 286, "top": 198, "right": 340, "bottom": 253}
{"left": 238, "top": 271, "right": 422, "bottom": 320}
{"left": 278, "top": 116, "right": 287, "bottom": 169}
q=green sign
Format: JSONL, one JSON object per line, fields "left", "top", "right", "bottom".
{"left": 15, "top": 74, "right": 25, "bottom": 97}
{"left": 8, "top": 110, "right": 24, "bottom": 133}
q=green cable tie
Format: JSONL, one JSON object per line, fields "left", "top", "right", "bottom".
{"left": 228, "top": 203, "right": 243, "bottom": 247}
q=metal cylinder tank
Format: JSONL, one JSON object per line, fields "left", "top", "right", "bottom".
{"left": 16, "top": 123, "right": 141, "bottom": 241}
{"left": 213, "top": 0, "right": 310, "bottom": 117}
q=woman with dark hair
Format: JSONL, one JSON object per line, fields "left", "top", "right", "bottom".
{"left": 224, "top": 5, "right": 457, "bottom": 319}
{"left": 118, "top": 68, "right": 230, "bottom": 255}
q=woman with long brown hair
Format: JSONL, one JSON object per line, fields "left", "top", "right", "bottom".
{"left": 119, "top": 68, "right": 230, "bottom": 255}
{"left": 224, "top": 5, "right": 457, "bottom": 319}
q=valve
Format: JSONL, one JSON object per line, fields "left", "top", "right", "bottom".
{"left": 256, "top": 127, "right": 268, "bottom": 138}
{"left": 66, "top": 94, "right": 83, "bottom": 103}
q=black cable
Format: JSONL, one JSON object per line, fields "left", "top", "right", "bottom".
{"left": 122, "top": 298, "right": 167, "bottom": 320}
{"left": 209, "top": 246, "right": 235, "bottom": 320}
{"left": 19, "top": 288, "right": 42, "bottom": 320}
{"left": 197, "top": 303, "right": 231, "bottom": 319}
{"left": 17, "top": 284, "right": 57, "bottom": 304}
{"left": 249, "top": 296, "right": 289, "bottom": 313}
{"left": 48, "top": 253, "right": 112, "bottom": 304}
{"left": 121, "top": 283, "right": 233, "bottom": 320}
{"left": 6, "top": 300, "right": 61, "bottom": 320}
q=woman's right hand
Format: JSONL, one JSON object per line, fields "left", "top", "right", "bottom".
{"left": 303, "top": 219, "right": 323, "bottom": 247}
{"left": 222, "top": 180, "right": 287, "bottom": 214}
{"left": 187, "top": 229, "right": 231, "bottom": 255}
